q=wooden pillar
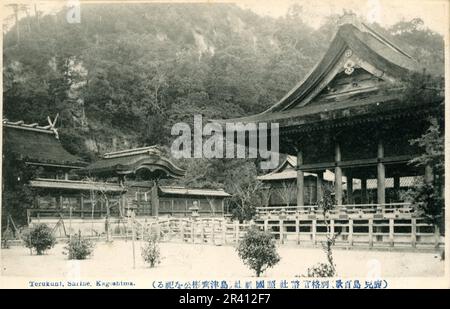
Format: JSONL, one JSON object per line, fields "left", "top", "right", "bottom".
{"left": 393, "top": 175, "right": 400, "bottom": 202}
{"left": 335, "top": 142, "right": 343, "bottom": 205}
{"left": 377, "top": 139, "right": 386, "bottom": 205}
{"left": 316, "top": 171, "right": 324, "bottom": 203}
{"left": 297, "top": 149, "right": 304, "bottom": 206}
{"left": 346, "top": 171, "right": 354, "bottom": 205}
{"left": 361, "top": 177, "right": 368, "bottom": 204}
{"left": 151, "top": 183, "right": 159, "bottom": 217}
{"left": 80, "top": 194, "right": 84, "bottom": 219}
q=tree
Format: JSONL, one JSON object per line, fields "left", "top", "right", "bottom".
{"left": 237, "top": 226, "right": 280, "bottom": 277}
{"left": 1, "top": 150, "right": 38, "bottom": 228}
{"left": 306, "top": 185, "right": 338, "bottom": 277}
{"left": 22, "top": 223, "right": 56, "bottom": 255}
{"left": 82, "top": 176, "right": 126, "bottom": 240}
{"left": 276, "top": 182, "right": 296, "bottom": 207}
{"left": 405, "top": 118, "right": 444, "bottom": 237}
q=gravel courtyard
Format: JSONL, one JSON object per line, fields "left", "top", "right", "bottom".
{"left": 1, "top": 240, "right": 444, "bottom": 280}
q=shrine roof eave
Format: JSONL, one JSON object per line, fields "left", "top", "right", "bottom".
{"left": 77, "top": 154, "right": 186, "bottom": 179}
{"left": 211, "top": 93, "right": 443, "bottom": 132}
{"left": 29, "top": 178, "right": 126, "bottom": 192}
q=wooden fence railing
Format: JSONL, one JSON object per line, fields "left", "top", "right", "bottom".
{"left": 123, "top": 216, "right": 442, "bottom": 249}
{"left": 255, "top": 203, "right": 413, "bottom": 216}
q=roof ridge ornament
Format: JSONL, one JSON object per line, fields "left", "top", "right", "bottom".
{"left": 338, "top": 11, "right": 366, "bottom": 32}
{"left": 47, "top": 113, "right": 59, "bottom": 139}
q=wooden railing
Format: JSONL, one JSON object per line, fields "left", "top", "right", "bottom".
{"left": 255, "top": 203, "right": 413, "bottom": 217}
{"left": 26, "top": 208, "right": 119, "bottom": 224}
{"left": 122, "top": 216, "right": 441, "bottom": 249}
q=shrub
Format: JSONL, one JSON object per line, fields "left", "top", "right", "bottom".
{"left": 306, "top": 262, "right": 336, "bottom": 277}
{"left": 141, "top": 234, "right": 161, "bottom": 267}
{"left": 64, "top": 231, "right": 95, "bottom": 260}
{"left": 22, "top": 224, "right": 56, "bottom": 255}
{"left": 1, "top": 227, "right": 15, "bottom": 249}
{"left": 236, "top": 226, "right": 280, "bottom": 277}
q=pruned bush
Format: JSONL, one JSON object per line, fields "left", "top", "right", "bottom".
{"left": 1, "top": 228, "right": 14, "bottom": 249}
{"left": 141, "top": 234, "right": 161, "bottom": 267}
{"left": 236, "top": 226, "right": 280, "bottom": 277}
{"left": 306, "top": 262, "right": 336, "bottom": 277}
{"left": 63, "top": 232, "right": 95, "bottom": 260}
{"left": 22, "top": 224, "right": 56, "bottom": 255}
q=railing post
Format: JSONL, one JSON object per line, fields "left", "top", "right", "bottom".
{"left": 280, "top": 220, "right": 284, "bottom": 244}
{"left": 264, "top": 218, "right": 268, "bottom": 232}
{"left": 434, "top": 224, "right": 441, "bottom": 249}
{"left": 312, "top": 219, "right": 317, "bottom": 246}
{"left": 201, "top": 221, "right": 205, "bottom": 243}
{"left": 368, "top": 218, "right": 373, "bottom": 248}
{"left": 411, "top": 218, "right": 416, "bottom": 248}
{"left": 234, "top": 221, "right": 239, "bottom": 243}
{"left": 222, "top": 220, "right": 226, "bottom": 244}
{"left": 330, "top": 219, "right": 335, "bottom": 236}
{"left": 348, "top": 219, "right": 353, "bottom": 246}
{"left": 180, "top": 220, "right": 184, "bottom": 242}
{"left": 191, "top": 220, "right": 195, "bottom": 243}
{"left": 212, "top": 220, "right": 216, "bottom": 245}
{"left": 389, "top": 218, "right": 394, "bottom": 247}
{"left": 296, "top": 218, "right": 300, "bottom": 245}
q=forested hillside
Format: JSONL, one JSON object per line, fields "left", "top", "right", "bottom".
{"left": 3, "top": 3, "right": 444, "bottom": 161}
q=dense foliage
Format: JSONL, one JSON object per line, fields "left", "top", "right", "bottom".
{"left": 1, "top": 150, "right": 37, "bottom": 227}
{"left": 22, "top": 223, "right": 56, "bottom": 255}
{"left": 237, "top": 226, "right": 280, "bottom": 277}
{"left": 3, "top": 4, "right": 443, "bottom": 157}
{"left": 405, "top": 118, "right": 445, "bottom": 232}
{"left": 141, "top": 234, "right": 161, "bottom": 268}
{"left": 63, "top": 231, "right": 95, "bottom": 260}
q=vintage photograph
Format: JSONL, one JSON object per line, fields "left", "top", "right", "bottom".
{"left": 0, "top": 0, "right": 448, "bottom": 290}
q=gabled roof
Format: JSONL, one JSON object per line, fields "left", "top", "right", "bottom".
{"left": 2, "top": 119, "right": 86, "bottom": 168}
{"left": 78, "top": 146, "right": 185, "bottom": 178}
{"left": 215, "top": 16, "right": 426, "bottom": 126}
{"left": 257, "top": 155, "right": 335, "bottom": 181}
{"left": 264, "top": 22, "right": 418, "bottom": 114}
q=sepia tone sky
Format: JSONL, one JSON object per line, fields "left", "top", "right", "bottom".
{"left": 1, "top": 0, "right": 449, "bottom": 35}
{"left": 237, "top": 0, "right": 448, "bottom": 34}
